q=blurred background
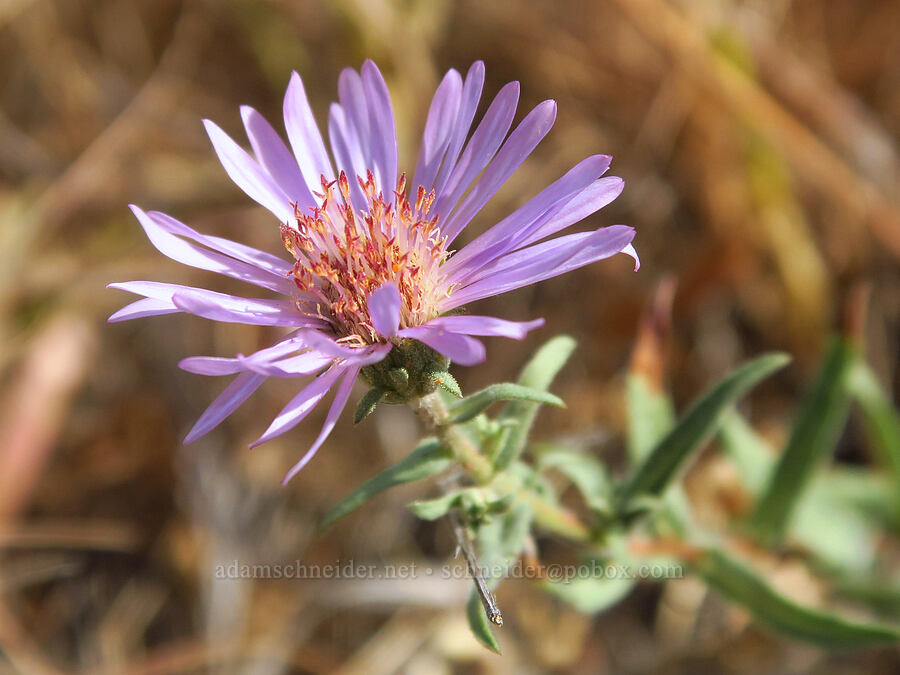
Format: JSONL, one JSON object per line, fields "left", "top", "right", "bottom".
{"left": 0, "top": 0, "right": 898, "bottom": 672}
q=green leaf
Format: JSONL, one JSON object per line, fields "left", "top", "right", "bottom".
{"left": 538, "top": 448, "right": 612, "bottom": 512}
{"left": 618, "top": 353, "right": 790, "bottom": 510}
{"left": 321, "top": 438, "right": 452, "bottom": 528}
{"left": 448, "top": 383, "right": 564, "bottom": 424}
{"left": 494, "top": 336, "right": 577, "bottom": 471}
{"left": 694, "top": 548, "right": 900, "bottom": 648}
{"left": 466, "top": 588, "right": 501, "bottom": 654}
{"left": 476, "top": 502, "right": 533, "bottom": 584}
{"left": 626, "top": 374, "right": 675, "bottom": 463}
{"left": 354, "top": 388, "right": 387, "bottom": 423}
{"left": 719, "top": 409, "right": 776, "bottom": 494}
{"left": 751, "top": 339, "right": 855, "bottom": 544}
{"left": 407, "top": 492, "right": 462, "bottom": 521}
{"left": 541, "top": 574, "right": 635, "bottom": 614}
{"left": 848, "top": 360, "right": 900, "bottom": 486}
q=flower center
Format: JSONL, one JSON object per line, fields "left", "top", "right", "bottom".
{"left": 282, "top": 171, "right": 451, "bottom": 346}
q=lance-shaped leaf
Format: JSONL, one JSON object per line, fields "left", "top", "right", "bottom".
{"left": 466, "top": 588, "right": 501, "bottom": 654}
{"left": 719, "top": 409, "right": 776, "bottom": 494}
{"left": 321, "top": 438, "right": 452, "bottom": 528}
{"left": 493, "top": 336, "right": 577, "bottom": 471}
{"left": 476, "top": 502, "right": 533, "bottom": 585}
{"left": 627, "top": 374, "right": 675, "bottom": 463}
{"left": 694, "top": 548, "right": 900, "bottom": 648}
{"left": 848, "top": 359, "right": 900, "bottom": 488}
{"left": 751, "top": 339, "right": 855, "bottom": 544}
{"left": 407, "top": 492, "right": 463, "bottom": 520}
{"left": 541, "top": 574, "right": 635, "bottom": 614}
{"left": 448, "top": 383, "right": 564, "bottom": 424}
{"left": 538, "top": 447, "right": 612, "bottom": 512}
{"left": 618, "top": 353, "right": 789, "bottom": 511}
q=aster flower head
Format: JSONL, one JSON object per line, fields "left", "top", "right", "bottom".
{"left": 109, "top": 60, "right": 637, "bottom": 483}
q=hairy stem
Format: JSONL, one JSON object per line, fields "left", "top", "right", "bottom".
{"left": 414, "top": 391, "right": 591, "bottom": 542}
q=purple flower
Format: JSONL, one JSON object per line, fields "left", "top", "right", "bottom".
{"left": 109, "top": 61, "right": 637, "bottom": 483}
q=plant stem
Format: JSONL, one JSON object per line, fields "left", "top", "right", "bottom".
{"left": 414, "top": 391, "right": 591, "bottom": 543}
{"left": 416, "top": 391, "right": 494, "bottom": 483}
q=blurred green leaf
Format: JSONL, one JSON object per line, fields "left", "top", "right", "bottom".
{"left": 466, "top": 588, "right": 501, "bottom": 654}
{"left": 493, "top": 336, "right": 576, "bottom": 471}
{"left": 407, "top": 492, "right": 463, "bottom": 521}
{"left": 476, "top": 502, "right": 533, "bottom": 584}
{"left": 618, "top": 353, "right": 790, "bottom": 510}
{"left": 449, "top": 383, "right": 564, "bottom": 424}
{"left": 539, "top": 448, "right": 612, "bottom": 512}
{"left": 321, "top": 438, "right": 452, "bottom": 528}
{"left": 848, "top": 360, "right": 900, "bottom": 486}
{"left": 541, "top": 574, "right": 635, "bottom": 614}
{"left": 626, "top": 374, "right": 675, "bottom": 462}
{"left": 695, "top": 549, "right": 900, "bottom": 648}
{"left": 719, "top": 409, "right": 776, "bottom": 494}
{"left": 751, "top": 339, "right": 855, "bottom": 544}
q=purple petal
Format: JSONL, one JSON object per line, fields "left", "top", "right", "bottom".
{"left": 108, "top": 297, "right": 179, "bottom": 322}
{"left": 443, "top": 155, "right": 612, "bottom": 282}
{"left": 145, "top": 210, "right": 293, "bottom": 277}
{"left": 432, "top": 81, "right": 519, "bottom": 218}
{"left": 293, "top": 329, "right": 380, "bottom": 359}
{"left": 368, "top": 282, "right": 401, "bottom": 338}
{"left": 108, "top": 281, "right": 318, "bottom": 327}
{"left": 397, "top": 326, "right": 486, "bottom": 366}
{"left": 361, "top": 60, "right": 398, "bottom": 199}
{"left": 284, "top": 71, "right": 335, "bottom": 192}
{"left": 516, "top": 176, "right": 624, "bottom": 249}
{"left": 240, "top": 105, "right": 316, "bottom": 210}
{"left": 328, "top": 103, "right": 368, "bottom": 210}
{"left": 203, "top": 119, "right": 294, "bottom": 223}
{"left": 129, "top": 205, "right": 293, "bottom": 294}
{"left": 178, "top": 356, "right": 244, "bottom": 376}
{"left": 249, "top": 367, "right": 343, "bottom": 448}
{"left": 184, "top": 371, "right": 266, "bottom": 443}
{"left": 441, "top": 225, "right": 636, "bottom": 310}
{"left": 441, "top": 99, "right": 558, "bottom": 242}
{"left": 433, "top": 61, "right": 485, "bottom": 196}
{"left": 337, "top": 68, "right": 371, "bottom": 171}
{"left": 424, "top": 315, "right": 544, "bottom": 340}
{"left": 412, "top": 68, "right": 463, "bottom": 192}
{"left": 281, "top": 365, "right": 360, "bottom": 484}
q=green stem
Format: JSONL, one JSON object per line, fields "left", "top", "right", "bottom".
{"left": 416, "top": 391, "right": 493, "bottom": 483}
{"left": 415, "top": 391, "right": 591, "bottom": 542}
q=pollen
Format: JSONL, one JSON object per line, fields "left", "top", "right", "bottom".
{"left": 282, "top": 171, "right": 451, "bottom": 345}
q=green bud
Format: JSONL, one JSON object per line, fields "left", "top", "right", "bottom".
{"left": 360, "top": 339, "right": 450, "bottom": 404}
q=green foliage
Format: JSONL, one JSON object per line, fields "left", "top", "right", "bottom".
{"left": 618, "top": 353, "right": 790, "bottom": 512}
{"left": 493, "top": 336, "right": 576, "bottom": 471}
{"left": 694, "top": 549, "right": 900, "bottom": 648}
{"left": 538, "top": 447, "right": 612, "bottom": 513}
{"left": 466, "top": 588, "right": 501, "bottom": 654}
{"left": 626, "top": 374, "right": 675, "bottom": 462}
{"left": 354, "top": 387, "right": 387, "bottom": 423}
{"left": 848, "top": 360, "right": 900, "bottom": 486}
{"left": 320, "top": 438, "right": 452, "bottom": 528}
{"left": 751, "top": 338, "right": 855, "bottom": 544}
{"left": 449, "top": 384, "right": 564, "bottom": 424}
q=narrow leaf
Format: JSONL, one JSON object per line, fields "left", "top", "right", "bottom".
{"left": 619, "top": 353, "right": 790, "bottom": 509}
{"left": 494, "top": 336, "right": 577, "bottom": 470}
{"left": 466, "top": 588, "right": 501, "bottom": 654}
{"left": 848, "top": 360, "right": 900, "bottom": 487}
{"left": 541, "top": 575, "right": 635, "bottom": 614}
{"left": 354, "top": 388, "right": 387, "bottom": 423}
{"left": 449, "top": 383, "right": 564, "bottom": 424}
{"left": 321, "top": 438, "right": 452, "bottom": 528}
{"left": 695, "top": 549, "right": 900, "bottom": 648}
{"left": 719, "top": 409, "right": 775, "bottom": 494}
{"left": 407, "top": 492, "right": 462, "bottom": 520}
{"left": 539, "top": 448, "right": 612, "bottom": 512}
{"left": 626, "top": 374, "right": 675, "bottom": 463}
{"left": 751, "top": 339, "right": 854, "bottom": 544}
